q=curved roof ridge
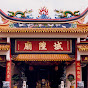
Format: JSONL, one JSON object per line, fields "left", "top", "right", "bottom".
{"left": 0, "top": 7, "right": 88, "bottom": 23}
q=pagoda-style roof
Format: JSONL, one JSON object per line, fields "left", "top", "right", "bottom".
{"left": 0, "top": 8, "right": 88, "bottom": 35}
{"left": 77, "top": 44, "right": 88, "bottom": 51}
{"left": 13, "top": 54, "right": 72, "bottom": 61}
{"left": 0, "top": 7, "right": 88, "bottom": 23}
{"left": 0, "top": 44, "right": 10, "bottom": 50}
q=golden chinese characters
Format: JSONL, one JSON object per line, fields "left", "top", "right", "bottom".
{"left": 77, "top": 63, "right": 80, "bottom": 66}
{"left": 53, "top": 41, "right": 63, "bottom": 50}
{"left": 77, "top": 67, "right": 80, "bottom": 70}
{"left": 76, "top": 61, "right": 81, "bottom": 80}
{"left": 24, "top": 41, "right": 32, "bottom": 50}
{"left": 39, "top": 41, "right": 47, "bottom": 50}
{"left": 77, "top": 75, "right": 80, "bottom": 79}
{"left": 6, "top": 62, "right": 11, "bottom": 79}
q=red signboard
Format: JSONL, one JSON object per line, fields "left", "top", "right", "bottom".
{"left": 15, "top": 39, "right": 72, "bottom": 53}
{"left": 81, "top": 55, "right": 88, "bottom": 63}
{"left": 76, "top": 61, "right": 81, "bottom": 81}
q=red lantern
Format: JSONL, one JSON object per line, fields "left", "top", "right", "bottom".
{"left": 29, "top": 66, "right": 34, "bottom": 71}
{"left": 55, "top": 66, "right": 58, "bottom": 71}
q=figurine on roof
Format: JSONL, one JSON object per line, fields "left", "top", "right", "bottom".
{"left": 8, "top": 9, "right": 33, "bottom": 19}
{"left": 36, "top": 7, "right": 51, "bottom": 19}
{"left": 54, "top": 9, "right": 80, "bottom": 19}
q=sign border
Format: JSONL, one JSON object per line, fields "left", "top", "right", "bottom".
{"left": 15, "top": 39, "right": 72, "bottom": 53}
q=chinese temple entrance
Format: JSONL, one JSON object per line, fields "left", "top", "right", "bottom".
{"left": 25, "top": 62, "right": 65, "bottom": 88}
{"left": 13, "top": 54, "right": 71, "bottom": 88}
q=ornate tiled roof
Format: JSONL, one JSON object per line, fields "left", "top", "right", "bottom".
{"left": 13, "top": 54, "right": 72, "bottom": 61}
{"left": 77, "top": 44, "right": 88, "bottom": 51}
{"left": 0, "top": 44, "right": 10, "bottom": 50}
{"left": 0, "top": 26, "right": 88, "bottom": 33}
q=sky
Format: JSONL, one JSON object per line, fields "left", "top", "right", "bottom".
{"left": 0, "top": 0, "right": 88, "bottom": 23}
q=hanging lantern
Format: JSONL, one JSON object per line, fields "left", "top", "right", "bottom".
{"left": 55, "top": 66, "right": 58, "bottom": 71}
{"left": 29, "top": 66, "right": 34, "bottom": 71}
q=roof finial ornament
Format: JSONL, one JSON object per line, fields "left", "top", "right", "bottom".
{"left": 36, "top": 7, "right": 51, "bottom": 19}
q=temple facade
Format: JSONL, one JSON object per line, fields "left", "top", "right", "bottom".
{"left": 0, "top": 7, "right": 88, "bottom": 88}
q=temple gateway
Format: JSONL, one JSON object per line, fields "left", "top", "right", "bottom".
{"left": 0, "top": 7, "right": 88, "bottom": 88}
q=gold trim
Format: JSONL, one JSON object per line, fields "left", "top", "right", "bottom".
{"left": 0, "top": 44, "right": 10, "bottom": 51}
{"left": 0, "top": 27, "right": 88, "bottom": 33}
{"left": 77, "top": 44, "right": 88, "bottom": 51}
{"left": 67, "top": 41, "right": 69, "bottom": 50}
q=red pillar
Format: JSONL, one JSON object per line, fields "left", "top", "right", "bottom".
{"left": 6, "top": 42, "right": 11, "bottom": 88}
{"left": 76, "top": 61, "right": 81, "bottom": 87}
{"left": 75, "top": 41, "right": 81, "bottom": 88}
{"left": 75, "top": 49, "right": 81, "bottom": 87}
{"left": 6, "top": 61, "right": 11, "bottom": 88}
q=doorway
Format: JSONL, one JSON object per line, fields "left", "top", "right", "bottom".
{"left": 82, "top": 64, "right": 88, "bottom": 88}
{"left": 0, "top": 66, "right": 6, "bottom": 88}
{"left": 25, "top": 63, "right": 64, "bottom": 88}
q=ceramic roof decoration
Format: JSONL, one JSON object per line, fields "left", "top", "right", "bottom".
{"left": 36, "top": 7, "right": 51, "bottom": 19}
{"left": 54, "top": 10, "right": 80, "bottom": 19}
{"left": 0, "top": 24, "right": 88, "bottom": 33}
{"left": 8, "top": 9, "right": 33, "bottom": 19}
{"left": 0, "top": 7, "right": 87, "bottom": 23}
{"left": 0, "top": 8, "right": 88, "bottom": 32}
